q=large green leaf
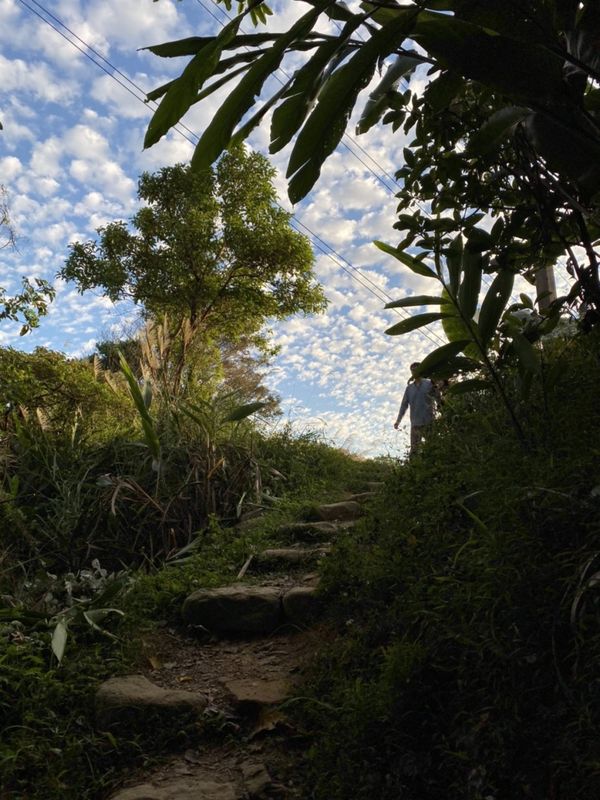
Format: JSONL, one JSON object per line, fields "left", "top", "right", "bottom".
{"left": 191, "top": 5, "right": 326, "bottom": 174}
{"left": 374, "top": 240, "right": 437, "bottom": 278}
{"left": 270, "top": 29, "right": 358, "bottom": 154}
{"left": 224, "top": 401, "right": 268, "bottom": 422}
{"left": 118, "top": 351, "right": 161, "bottom": 468}
{"left": 51, "top": 619, "right": 68, "bottom": 664}
{"left": 385, "top": 295, "right": 450, "bottom": 309}
{"left": 413, "top": 11, "right": 565, "bottom": 104}
{"left": 525, "top": 111, "right": 600, "bottom": 195}
{"left": 447, "top": 378, "right": 491, "bottom": 395}
{"left": 356, "top": 54, "right": 421, "bottom": 135}
{"left": 444, "top": 235, "right": 463, "bottom": 293}
{"left": 478, "top": 269, "right": 515, "bottom": 346}
{"left": 143, "top": 33, "right": 280, "bottom": 58}
{"left": 440, "top": 289, "right": 482, "bottom": 361}
{"left": 416, "top": 340, "right": 472, "bottom": 376}
{"left": 385, "top": 312, "right": 449, "bottom": 336}
{"left": 468, "top": 106, "right": 530, "bottom": 156}
{"left": 511, "top": 333, "right": 541, "bottom": 374}
{"left": 144, "top": 16, "right": 243, "bottom": 149}
{"left": 457, "top": 247, "right": 483, "bottom": 320}
{"left": 287, "top": 8, "right": 419, "bottom": 203}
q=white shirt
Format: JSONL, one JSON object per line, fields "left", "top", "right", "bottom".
{"left": 396, "top": 379, "right": 435, "bottom": 426}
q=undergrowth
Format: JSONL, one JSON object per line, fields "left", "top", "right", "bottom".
{"left": 1, "top": 416, "right": 373, "bottom": 799}
{"left": 298, "top": 334, "right": 600, "bottom": 800}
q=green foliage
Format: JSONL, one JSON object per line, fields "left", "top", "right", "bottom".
{"left": 295, "top": 334, "right": 600, "bottom": 800}
{"left": 0, "top": 186, "right": 55, "bottom": 334}
{"left": 0, "top": 347, "right": 133, "bottom": 437}
{"left": 143, "top": 0, "right": 600, "bottom": 323}
{"left": 60, "top": 148, "right": 325, "bottom": 398}
{"left": 60, "top": 146, "right": 326, "bottom": 399}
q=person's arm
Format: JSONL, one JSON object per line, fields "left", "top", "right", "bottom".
{"left": 394, "top": 387, "right": 410, "bottom": 429}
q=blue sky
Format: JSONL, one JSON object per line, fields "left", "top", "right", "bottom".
{"left": 0, "top": 0, "right": 571, "bottom": 456}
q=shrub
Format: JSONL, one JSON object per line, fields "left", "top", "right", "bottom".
{"left": 299, "top": 333, "right": 600, "bottom": 800}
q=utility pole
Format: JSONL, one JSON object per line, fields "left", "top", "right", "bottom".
{"left": 536, "top": 264, "right": 557, "bottom": 312}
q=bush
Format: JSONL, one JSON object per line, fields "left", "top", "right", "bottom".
{"left": 299, "top": 333, "right": 600, "bottom": 800}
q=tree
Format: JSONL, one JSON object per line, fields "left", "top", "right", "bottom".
{"left": 0, "top": 185, "right": 54, "bottom": 334}
{"left": 60, "top": 146, "right": 325, "bottom": 396}
{"left": 140, "top": 1, "right": 600, "bottom": 370}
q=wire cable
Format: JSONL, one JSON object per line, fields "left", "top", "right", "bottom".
{"left": 17, "top": 0, "right": 449, "bottom": 348}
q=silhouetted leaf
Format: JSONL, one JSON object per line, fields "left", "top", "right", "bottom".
{"left": 385, "top": 295, "right": 450, "bottom": 308}
{"left": 478, "top": 269, "right": 515, "bottom": 345}
{"left": 416, "top": 340, "right": 472, "bottom": 376}
{"left": 385, "top": 312, "right": 449, "bottom": 335}
{"left": 144, "top": 16, "right": 243, "bottom": 149}
{"left": 287, "top": 8, "right": 419, "bottom": 202}
{"left": 375, "top": 241, "right": 437, "bottom": 278}
{"left": 191, "top": 5, "right": 325, "bottom": 174}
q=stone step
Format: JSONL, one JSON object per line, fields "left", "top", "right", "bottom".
{"left": 109, "top": 759, "right": 276, "bottom": 800}
{"left": 277, "top": 520, "right": 356, "bottom": 544}
{"left": 182, "top": 585, "right": 282, "bottom": 634}
{"left": 311, "top": 500, "right": 362, "bottom": 522}
{"left": 219, "top": 676, "right": 293, "bottom": 714}
{"left": 347, "top": 491, "right": 377, "bottom": 503}
{"left": 253, "top": 544, "right": 331, "bottom": 570}
{"left": 109, "top": 776, "right": 240, "bottom": 800}
{"left": 182, "top": 581, "right": 322, "bottom": 635}
{"left": 282, "top": 584, "right": 322, "bottom": 626}
{"left": 278, "top": 520, "right": 346, "bottom": 542}
{"left": 96, "top": 674, "right": 207, "bottom": 730}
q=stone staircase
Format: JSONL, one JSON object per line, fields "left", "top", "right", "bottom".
{"left": 96, "top": 492, "right": 377, "bottom": 799}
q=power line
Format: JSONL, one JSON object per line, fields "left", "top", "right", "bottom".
{"left": 20, "top": 0, "right": 449, "bottom": 348}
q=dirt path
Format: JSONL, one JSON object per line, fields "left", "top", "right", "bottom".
{"left": 98, "top": 498, "right": 373, "bottom": 800}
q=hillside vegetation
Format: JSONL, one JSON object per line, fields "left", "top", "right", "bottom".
{"left": 2, "top": 331, "right": 599, "bottom": 799}
{"left": 299, "top": 331, "right": 600, "bottom": 800}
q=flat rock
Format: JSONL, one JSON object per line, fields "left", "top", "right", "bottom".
{"left": 255, "top": 545, "right": 330, "bottom": 568}
{"left": 239, "top": 762, "right": 273, "bottom": 797}
{"left": 220, "top": 677, "right": 292, "bottom": 709}
{"left": 312, "top": 501, "right": 362, "bottom": 522}
{"left": 109, "top": 777, "right": 239, "bottom": 800}
{"left": 182, "top": 585, "right": 282, "bottom": 634}
{"left": 282, "top": 585, "right": 323, "bottom": 625}
{"left": 96, "top": 675, "right": 207, "bottom": 728}
{"left": 278, "top": 521, "right": 339, "bottom": 542}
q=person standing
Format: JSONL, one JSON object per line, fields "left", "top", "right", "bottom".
{"left": 393, "top": 362, "right": 437, "bottom": 456}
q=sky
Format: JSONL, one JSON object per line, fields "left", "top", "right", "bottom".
{"left": 0, "top": 0, "right": 571, "bottom": 457}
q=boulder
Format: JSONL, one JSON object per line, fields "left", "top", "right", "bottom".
{"left": 182, "top": 585, "right": 282, "bottom": 634}
{"left": 96, "top": 674, "right": 207, "bottom": 729}
{"left": 282, "top": 585, "right": 323, "bottom": 625}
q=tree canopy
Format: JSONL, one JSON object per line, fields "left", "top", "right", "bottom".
{"left": 60, "top": 146, "right": 325, "bottom": 395}
{"left": 141, "top": 1, "right": 600, "bottom": 328}
{"left": 61, "top": 147, "right": 324, "bottom": 335}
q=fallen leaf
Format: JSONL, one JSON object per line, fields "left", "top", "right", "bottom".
{"left": 249, "top": 708, "right": 289, "bottom": 739}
